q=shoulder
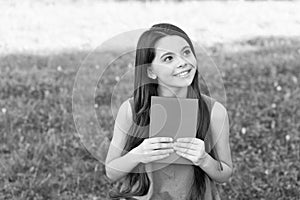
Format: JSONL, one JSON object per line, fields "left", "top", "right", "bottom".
{"left": 210, "top": 101, "right": 229, "bottom": 126}
{"left": 200, "top": 93, "right": 216, "bottom": 102}
{"left": 116, "top": 98, "right": 133, "bottom": 123}
{"left": 200, "top": 94, "right": 229, "bottom": 126}
{"left": 200, "top": 93, "right": 217, "bottom": 111}
{"left": 208, "top": 102, "right": 230, "bottom": 146}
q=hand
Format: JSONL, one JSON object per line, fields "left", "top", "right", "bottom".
{"left": 173, "top": 137, "right": 208, "bottom": 166}
{"left": 131, "top": 137, "right": 174, "bottom": 164}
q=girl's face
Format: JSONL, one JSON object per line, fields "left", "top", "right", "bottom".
{"left": 148, "top": 35, "right": 197, "bottom": 90}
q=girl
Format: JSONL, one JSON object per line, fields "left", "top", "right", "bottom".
{"left": 105, "top": 23, "right": 233, "bottom": 200}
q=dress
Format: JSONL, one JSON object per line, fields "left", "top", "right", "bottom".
{"left": 125, "top": 94, "right": 221, "bottom": 200}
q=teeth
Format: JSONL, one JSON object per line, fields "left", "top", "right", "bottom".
{"left": 178, "top": 71, "right": 188, "bottom": 76}
{"left": 176, "top": 70, "right": 190, "bottom": 77}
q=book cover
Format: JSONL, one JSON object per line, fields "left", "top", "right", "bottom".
{"left": 149, "top": 96, "right": 199, "bottom": 165}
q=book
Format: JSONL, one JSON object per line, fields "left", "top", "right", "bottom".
{"left": 149, "top": 96, "right": 199, "bottom": 165}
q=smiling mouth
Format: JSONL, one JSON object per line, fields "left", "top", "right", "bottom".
{"left": 174, "top": 69, "right": 192, "bottom": 77}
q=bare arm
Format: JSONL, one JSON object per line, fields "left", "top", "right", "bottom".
{"left": 105, "top": 100, "right": 140, "bottom": 182}
{"left": 199, "top": 102, "right": 233, "bottom": 183}
{"left": 105, "top": 99, "right": 175, "bottom": 182}
{"left": 105, "top": 99, "right": 174, "bottom": 182}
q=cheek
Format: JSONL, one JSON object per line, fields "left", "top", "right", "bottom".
{"left": 189, "top": 57, "right": 197, "bottom": 67}
{"left": 155, "top": 66, "right": 173, "bottom": 76}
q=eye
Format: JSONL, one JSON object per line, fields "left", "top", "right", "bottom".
{"left": 163, "top": 56, "right": 173, "bottom": 62}
{"left": 183, "top": 49, "right": 191, "bottom": 56}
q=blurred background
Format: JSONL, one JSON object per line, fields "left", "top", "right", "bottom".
{"left": 0, "top": 0, "right": 299, "bottom": 199}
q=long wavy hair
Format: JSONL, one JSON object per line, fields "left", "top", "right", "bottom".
{"left": 109, "top": 23, "right": 220, "bottom": 200}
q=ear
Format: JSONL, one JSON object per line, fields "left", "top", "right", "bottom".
{"left": 147, "top": 66, "right": 157, "bottom": 79}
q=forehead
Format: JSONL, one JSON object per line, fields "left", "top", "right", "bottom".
{"left": 154, "top": 35, "right": 190, "bottom": 54}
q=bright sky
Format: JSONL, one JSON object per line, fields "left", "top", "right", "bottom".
{"left": 1, "top": 0, "right": 300, "bottom": 55}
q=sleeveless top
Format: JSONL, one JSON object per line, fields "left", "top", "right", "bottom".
{"left": 122, "top": 94, "right": 221, "bottom": 200}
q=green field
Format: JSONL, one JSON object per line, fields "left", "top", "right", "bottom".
{"left": 0, "top": 37, "right": 299, "bottom": 199}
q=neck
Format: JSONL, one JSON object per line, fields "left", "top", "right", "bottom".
{"left": 157, "top": 85, "right": 188, "bottom": 98}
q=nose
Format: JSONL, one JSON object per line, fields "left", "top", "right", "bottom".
{"left": 177, "top": 56, "right": 188, "bottom": 68}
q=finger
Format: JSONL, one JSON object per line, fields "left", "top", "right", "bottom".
{"left": 174, "top": 146, "right": 197, "bottom": 155}
{"left": 149, "top": 137, "right": 173, "bottom": 144}
{"left": 174, "top": 142, "right": 197, "bottom": 150}
{"left": 151, "top": 149, "right": 174, "bottom": 156}
{"left": 177, "top": 138, "right": 202, "bottom": 145}
{"left": 175, "top": 151, "right": 194, "bottom": 161}
{"left": 176, "top": 137, "right": 195, "bottom": 143}
{"left": 151, "top": 142, "right": 174, "bottom": 150}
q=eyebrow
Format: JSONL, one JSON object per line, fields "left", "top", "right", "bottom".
{"left": 159, "top": 45, "right": 191, "bottom": 58}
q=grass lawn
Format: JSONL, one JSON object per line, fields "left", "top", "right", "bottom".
{"left": 0, "top": 37, "right": 299, "bottom": 199}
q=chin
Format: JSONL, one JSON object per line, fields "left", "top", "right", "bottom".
{"left": 177, "top": 75, "right": 195, "bottom": 87}
{"left": 173, "top": 79, "right": 193, "bottom": 88}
